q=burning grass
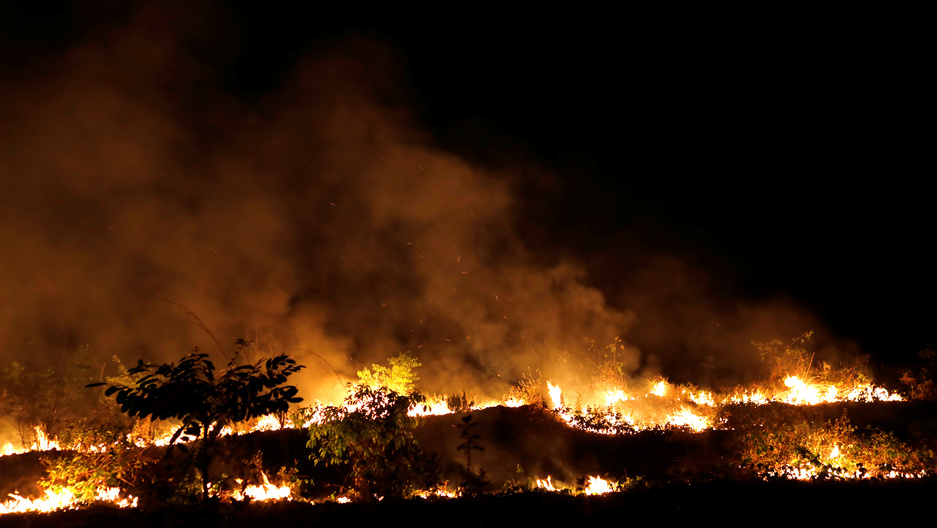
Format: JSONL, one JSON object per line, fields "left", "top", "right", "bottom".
{"left": 2, "top": 336, "right": 935, "bottom": 519}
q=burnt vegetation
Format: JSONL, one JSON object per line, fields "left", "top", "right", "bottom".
{"left": 2, "top": 341, "right": 937, "bottom": 526}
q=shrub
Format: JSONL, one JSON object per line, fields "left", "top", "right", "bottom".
{"left": 88, "top": 348, "right": 304, "bottom": 500}
{"left": 1, "top": 346, "right": 102, "bottom": 445}
{"left": 721, "top": 403, "right": 935, "bottom": 479}
{"left": 307, "top": 384, "right": 439, "bottom": 500}
{"left": 356, "top": 351, "right": 421, "bottom": 394}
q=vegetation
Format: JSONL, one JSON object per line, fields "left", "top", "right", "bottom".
{"left": 721, "top": 403, "right": 936, "bottom": 479}
{"left": 356, "top": 351, "right": 421, "bottom": 394}
{"left": 1, "top": 346, "right": 106, "bottom": 446}
{"left": 40, "top": 445, "right": 160, "bottom": 505}
{"left": 900, "top": 347, "right": 937, "bottom": 401}
{"left": 88, "top": 346, "right": 304, "bottom": 500}
{"left": 307, "top": 384, "right": 439, "bottom": 500}
{"left": 456, "top": 414, "right": 489, "bottom": 496}
{"left": 587, "top": 336, "right": 629, "bottom": 392}
{"left": 508, "top": 368, "right": 545, "bottom": 406}
{"left": 5, "top": 332, "right": 937, "bottom": 519}
{"left": 446, "top": 391, "right": 474, "bottom": 413}
{"left": 307, "top": 352, "right": 440, "bottom": 500}
{"left": 753, "top": 331, "right": 871, "bottom": 391}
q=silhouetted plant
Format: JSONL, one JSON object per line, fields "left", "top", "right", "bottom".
{"left": 88, "top": 346, "right": 304, "bottom": 500}
{"left": 446, "top": 390, "right": 474, "bottom": 413}
{"left": 456, "top": 414, "right": 489, "bottom": 496}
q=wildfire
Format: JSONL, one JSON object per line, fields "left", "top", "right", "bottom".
{"left": 0, "top": 487, "right": 137, "bottom": 515}
{"left": 233, "top": 473, "right": 291, "bottom": 502}
{"left": 0, "top": 345, "right": 923, "bottom": 517}
{"left": 533, "top": 475, "right": 615, "bottom": 495}
{"left": 535, "top": 476, "right": 556, "bottom": 491}
{"left": 666, "top": 408, "right": 711, "bottom": 432}
{"left": 409, "top": 397, "right": 452, "bottom": 417}
{"left": 547, "top": 381, "right": 563, "bottom": 410}
{"left": 583, "top": 476, "right": 614, "bottom": 495}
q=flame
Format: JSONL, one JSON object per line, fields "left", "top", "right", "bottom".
{"left": 667, "top": 408, "right": 711, "bottom": 432}
{"left": 547, "top": 381, "right": 562, "bottom": 410}
{"left": 233, "top": 472, "right": 291, "bottom": 502}
{"left": 583, "top": 476, "right": 614, "bottom": 495}
{"left": 0, "top": 348, "right": 919, "bottom": 516}
{"left": 0, "top": 487, "right": 137, "bottom": 515}
{"left": 535, "top": 476, "right": 556, "bottom": 491}
{"left": 408, "top": 397, "right": 452, "bottom": 417}
{"left": 604, "top": 389, "right": 628, "bottom": 407}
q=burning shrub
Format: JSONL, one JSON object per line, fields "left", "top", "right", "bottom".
{"left": 753, "top": 332, "right": 873, "bottom": 398}
{"left": 445, "top": 391, "right": 474, "bottom": 413}
{"left": 307, "top": 384, "right": 440, "bottom": 501}
{"left": 508, "top": 368, "right": 546, "bottom": 407}
{"left": 40, "top": 445, "right": 158, "bottom": 505}
{"left": 587, "top": 336, "right": 629, "bottom": 393}
{"left": 722, "top": 404, "right": 936, "bottom": 479}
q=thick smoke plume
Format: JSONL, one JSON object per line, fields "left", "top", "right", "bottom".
{"left": 0, "top": 7, "right": 850, "bottom": 416}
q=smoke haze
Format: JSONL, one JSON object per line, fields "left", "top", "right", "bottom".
{"left": 1, "top": 5, "right": 857, "bottom": 409}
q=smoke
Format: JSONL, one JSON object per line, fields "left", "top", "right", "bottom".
{"left": 0, "top": 5, "right": 857, "bottom": 408}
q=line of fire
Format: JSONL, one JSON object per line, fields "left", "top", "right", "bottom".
{"left": 2, "top": 333, "right": 936, "bottom": 521}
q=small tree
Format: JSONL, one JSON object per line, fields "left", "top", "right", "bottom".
{"left": 307, "top": 384, "right": 438, "bottom": 501}
{"left": 456, "top": 414, "right": 489, "bottom": 496}
{"left": 1, "top": 346, "right": 101, "bottom": 445}
{"left": 89, "top": 349, "right": 304, "bottom": 500}
{"left": 357, "top": 351, "right": 421, "bottom": 394}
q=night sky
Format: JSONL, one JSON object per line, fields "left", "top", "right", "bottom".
{"left": 0, "top": 2, "right": 931, "bottom": 392}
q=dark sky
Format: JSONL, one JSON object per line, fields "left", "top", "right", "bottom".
{"left": 0, "top": 2, "right": 931, "bottom": 388}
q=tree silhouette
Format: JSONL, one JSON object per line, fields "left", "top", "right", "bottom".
{"left": 89, "top": 349, "right": 304, "bottom": 500}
